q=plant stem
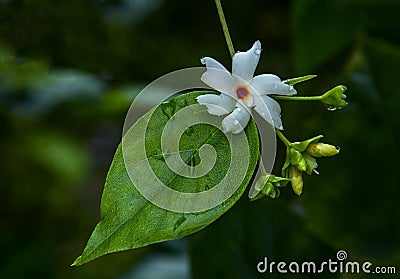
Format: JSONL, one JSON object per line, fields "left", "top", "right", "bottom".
{"left": 215, "top": 0, "right": 235, "bottom": 58}
{"left": 275, "top": 129, "right": 291, "bottom": 147}
{"left": 272, "top": 95, "right": 323, "bottom": 101}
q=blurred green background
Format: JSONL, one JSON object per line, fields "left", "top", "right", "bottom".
{"left": 1, "top": 0, "right": 399, "bottom": 278}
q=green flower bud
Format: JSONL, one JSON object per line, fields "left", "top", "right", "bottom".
{"left": 321, "top": 85, "right": 348, "bottom": 110}
{"left": 297, "top": 156, "right": 307, "bottom": 172}
{"left": 281, "top": 134, "right": 341, "bottom": 190}
{"left": 261, "top": 182, "right": 280, "bottom": 199}
{"left": 289, "top": 148, "right": 303, "bottom": 165}
{"left": 306, "top": 143, "right": 340, "bottom": 157}
{"left": 251, "top": 181, "right": 279, "bottom": 201}
{"left": 250, "top": 174, "right": 290, "bottom": 201}
{"left": 286, "top": 148, "right": 307, "bottom": 172}
{"left": 289, "top": 166, "right": 303, "bottom": 196}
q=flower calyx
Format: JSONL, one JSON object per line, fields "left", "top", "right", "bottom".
{"left": 321, "top": 85, "right": 348, "bottom": 111}
{"left": 251, "top": 174, "right": 290, "bottom": 201}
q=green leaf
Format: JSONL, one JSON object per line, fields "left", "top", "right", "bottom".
{"left": 72, "top": 91, "right": 260, "bottom": 266}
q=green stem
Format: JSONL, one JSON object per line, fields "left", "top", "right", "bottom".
{"left": 215, "top": 0, "right": 235, "bottom": 58}
{"left": 272, "top": 95, "right": 323, "bottom": 101}
{"left": 275, "top": 129, "right": 291, "bottom": 147}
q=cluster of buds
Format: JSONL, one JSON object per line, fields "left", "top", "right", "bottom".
{"left": 251, "top": 173, "right": 290, "bottom": 200}
{"left": 238, "top": 70, "right": 346, "bottom": 201}
{"left": 282, "top": 135, "right": 340, "bottom": 195}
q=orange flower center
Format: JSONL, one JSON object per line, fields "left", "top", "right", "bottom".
{"left": 236, "top": 86, "right": 250, "bottom": 100}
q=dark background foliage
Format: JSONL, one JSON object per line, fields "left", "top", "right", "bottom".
{"left": 1, "top": 0, "right": 399, "bottom": 278}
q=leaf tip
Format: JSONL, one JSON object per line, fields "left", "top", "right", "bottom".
{"left": 70, "top": 256, "right": 83, "bottom": 267}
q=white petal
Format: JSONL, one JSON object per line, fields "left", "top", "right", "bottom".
{"left": 251, "top": 74, "right": 297, "bottom": 96}
{"left": 237, "top": 93, "right": 254, "bottom": 108}
{"left": 196, "top": 93, "right": 236, "bottom": 116}
{"left": 232, "top": 40, "right": 262, "bottom": 82}
{"left": 253, "top": 95, "right": 283, "bottom": 129}
{"left": 201, "top": 57, "right": 235, "bottom": 95}
{"left": 222, "top": 103, "right": 251, "bottom": 134}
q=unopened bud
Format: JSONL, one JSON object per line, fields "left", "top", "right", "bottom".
{"left": 297, "top": 157, "right": 307, "bottom": 172}
{"left": 289, "top": 166, "right": 303, "bottom": 196}
{"left": 250, "top": 174, "right": 289, "bottom": 201}
{"left": 321, "top": 85, "right": 348, "bottom": 110}
{"left": 306, "top": 143, "right": 340, "bottom": 157}
{"left": 261, "top": 182, "right": 279, "bottom": 199}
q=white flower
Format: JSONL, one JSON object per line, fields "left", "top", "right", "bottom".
{"left": 196, "top": 40, "right": 297, "bottom": 134}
